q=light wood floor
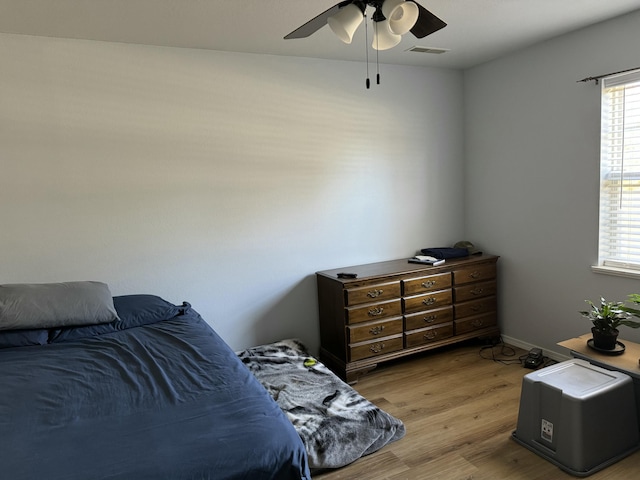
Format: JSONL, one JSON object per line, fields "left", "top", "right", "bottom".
{"left": 313, "top": 341, "right": 640, "bottom": 480}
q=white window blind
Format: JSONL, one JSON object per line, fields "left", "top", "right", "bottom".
{"left": 599, "top": 70, "right": 640, "bottom": 270}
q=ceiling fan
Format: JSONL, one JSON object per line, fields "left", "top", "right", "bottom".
{"left": 284, "top": 0, "right": 446, "bottom": 50}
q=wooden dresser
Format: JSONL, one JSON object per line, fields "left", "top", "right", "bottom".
{"left": 316, "top": 254, "right": 499, "bottom": 382}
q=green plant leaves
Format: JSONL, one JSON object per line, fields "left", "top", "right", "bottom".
{"left": 580, "top": 295, "right": 640, "bottom": 332}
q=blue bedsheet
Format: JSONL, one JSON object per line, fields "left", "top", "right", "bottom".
{"left": 0, "top": 297, "right": 311, "bottom": 480}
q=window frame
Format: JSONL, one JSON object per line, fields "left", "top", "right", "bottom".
{"left": 595, "top": 69, "right": 640, "bottom": 277}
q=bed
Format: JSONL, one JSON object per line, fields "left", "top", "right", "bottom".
{"left": 0, "top": 282, "right": 311, "bottom": 480}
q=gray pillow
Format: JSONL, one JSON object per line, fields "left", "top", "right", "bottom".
{"left": 0, "top": 281, "right": 120, "bottom": 331}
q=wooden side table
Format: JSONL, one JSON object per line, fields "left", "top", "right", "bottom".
{"left": 558, "top": 333, "right": 640, "bottom": 431}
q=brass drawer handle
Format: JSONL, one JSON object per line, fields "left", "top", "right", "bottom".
{"left": 424, "top": 331, "right": 437, "bottom": 340}
{"left": 421, "top": 280, "right": 436, "bottom": 288}
{"left": 469, "top": 271, "right": 481, "bottom": 279}
{"left": 369, "top": 325, "right": 385, "bottom": 335}
{"left": 368, "top": 306, "right": 384, "bottom": 316}
{"left": 470, "top": 288, "right": 484, "bottom": 296}
{"left": 367, "top": 289, "right": 384, "bottom": 298}
{"left": 369, "top": 343, "right": 385, "bottom": 353}
{"left": 422, "top": 297, "right": 436, "bottom": 306}
{"left": 424, "top": 315, "right": 437, "bottom": 323}
{"left": 471, "top": 319, "right": 484, "bottom": 327}
{"left": 471, "top": 303, "right": 484, "bottom": 312}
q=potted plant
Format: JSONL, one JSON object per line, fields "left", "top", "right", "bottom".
{"left": 580, "top": 295, "right": 640, "bottom": 350}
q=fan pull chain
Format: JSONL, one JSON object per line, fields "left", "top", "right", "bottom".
{"left": 371, "top": 13, "right": 380, "bottom": 86}
{"left": 376, "top": 43, "right": 380, "bottom": 85}
{"left": 365, "top": 12, "right": 370, "bottom": 89}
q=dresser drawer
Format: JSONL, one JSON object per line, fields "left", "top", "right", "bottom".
{"left": 453, "top": 264, "right": 496, "bottom": 285}
{"left": 402, "top": 273, "right": 452, "bottom": 296}
{"left": 403, "top": 289, "right": 452, "bottom": 314}
{"left": 345, "top": 281, "right": 401, "bottom": 306}
{"left": 348, "top": 317, "right": 403, "bottom": 344}
{"left": 454, "top": 280, "right": 496, "bottom": 303}
{"left": 404, "top": 306, "right": 454, "bottom": 330}
{"left": 405, "top": 323, "right": 454, "bottom": 348}
{"left": 349, "top": 336, "right": 403, "bottom": 362}
{"left": 455, "top": 312, "right": 497, "bottom": 335}
{"left": 346, "top": 299, "right": 402, "bottom": 324}
{"left": 455, "top": 296, "right": 497, "bottom": 319}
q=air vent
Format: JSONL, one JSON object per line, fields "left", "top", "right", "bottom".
{"left": 407, "top": 46, "right": 449, "bottom": 54}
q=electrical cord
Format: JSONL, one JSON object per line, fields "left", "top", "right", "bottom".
{"left": 479, "top": 337, "right": 558, "bottom": 368}
{"left": 479, "top": 336, "right": 521, "bottom": 365}
{"left": 540, "top": 356, "right": 558, "bottom": 368}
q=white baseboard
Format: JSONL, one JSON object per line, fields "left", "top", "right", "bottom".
{"left": 500, "top": 335, "right": 571, "bottom": 363}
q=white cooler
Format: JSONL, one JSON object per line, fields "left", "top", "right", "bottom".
{"left": 512, "top": 359, "right": 640, "bottom": 476}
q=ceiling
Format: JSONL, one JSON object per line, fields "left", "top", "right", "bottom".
{"left": 1, "top": 0, "right": 639, "bottom": 69}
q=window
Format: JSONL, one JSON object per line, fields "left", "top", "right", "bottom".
{"left": 598, "top": 70, "right": 640, "bottom": 272}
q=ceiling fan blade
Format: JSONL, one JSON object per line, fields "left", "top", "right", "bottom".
{"left": 408, "top": 1, "right": 447, "bottom": 38}
{"left": 284, "top": 2, "right": 351, "bottom": 40}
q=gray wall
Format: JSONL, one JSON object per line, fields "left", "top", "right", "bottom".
{"left": 464, "top": 10, "right": 640, "bottom": 356}
{"left": 3, "top": 9, "right": 639, "bottom": 358}
{"left": 0, "top": 33, "right": 465, "bottom": 353}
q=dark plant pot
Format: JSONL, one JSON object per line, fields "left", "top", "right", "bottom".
{"left": 591, "top": 327, "right": 619, "bottom": 350}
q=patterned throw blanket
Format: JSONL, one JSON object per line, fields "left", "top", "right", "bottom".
{"left": 237, "top": 339, "right": 405, "bottom": 471}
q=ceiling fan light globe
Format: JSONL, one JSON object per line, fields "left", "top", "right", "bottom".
{"left": 327, "top": 3, "right": 364, "bottom": 44}
{"left": 382, "top": 0, "right": 419, "bottom": 35}
{"left": 372, "top": 19, "right": 401, "bottom": 50}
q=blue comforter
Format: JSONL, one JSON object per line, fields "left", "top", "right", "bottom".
{"left": 0, "top": 296, "right": 310, "bottom": 480}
